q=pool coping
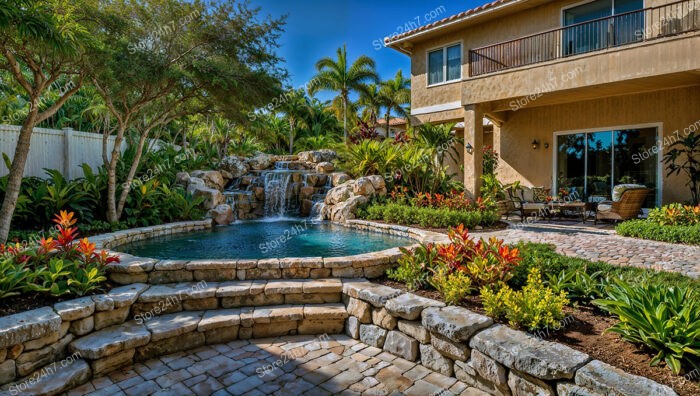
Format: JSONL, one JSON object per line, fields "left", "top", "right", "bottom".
{"left": 91, "top": 219, "right": 450, "bottom": 284}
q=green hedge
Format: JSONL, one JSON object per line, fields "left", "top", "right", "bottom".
{"left": 616, "top": 220, "right": 700, "bottom": 245}
{"left": 357, "top": 203, "right": 500, "bottom": 229}
{"left": 512, "top": 242, "right": 700, "bottom": 291}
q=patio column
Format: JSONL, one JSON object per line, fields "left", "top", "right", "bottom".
{"left": 463, "top": 104, "right": 483, "bottom": 198}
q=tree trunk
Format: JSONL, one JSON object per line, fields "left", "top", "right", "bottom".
{"left": 115, "top": 131, "right": 150, "bottom": 217}
{"left": 385, "top": 112, "right": 391, "bottom": 138}
{"left": 289, "top": 118, "right": 294, "bottom": 154}
{"left": 343, "top": 98, "right": 347, "bottom": 144}
{"left": 0, "top": 107, "right": 39, "bottom": 243}
{"left": 106, "top": 125, "right": 127, "bottom": 223}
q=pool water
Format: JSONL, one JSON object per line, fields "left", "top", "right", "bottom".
{"left": 116, "top": 219, "right": 414, "bottom": 260}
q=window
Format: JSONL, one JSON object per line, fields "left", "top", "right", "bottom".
{"left": 563, "top": 0, "right": 644, "bottom": 55}
{"left": 428, "top": 44, "right": 461, "bottom": 85}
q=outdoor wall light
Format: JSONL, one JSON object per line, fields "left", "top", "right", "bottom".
{"left": 531, "top": 139, "right": 539, "bottom": 150}
{"left": 544, "top": 142, "right": 550, "bottom": 149}
{"left": 465, "top": 142, "right": 474, "bottom": 154}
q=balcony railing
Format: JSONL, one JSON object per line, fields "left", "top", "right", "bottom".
{"left": 468, "top": 0, "right": 700, "bottom": 77}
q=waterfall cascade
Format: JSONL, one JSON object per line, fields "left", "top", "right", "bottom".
{"left": 223, "top": 160, "right": 334, "bottom": 220}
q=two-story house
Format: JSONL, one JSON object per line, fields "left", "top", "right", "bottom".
{"left": 387, "top": 0, "right": 700, "bottom": 206}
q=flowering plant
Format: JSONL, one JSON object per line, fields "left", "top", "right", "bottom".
{"left": 0, "top": 211, "right": 118, "bottom": 298}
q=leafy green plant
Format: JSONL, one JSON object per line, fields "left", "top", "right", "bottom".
{"left": 594, "top": 279, "right": 700, "bottom": 374}
{"left": 616, "top": 220, "right": 700, "bottom": 245}
{"left": 0, "top": 257, "right": 32, "bottom": 298}
{"left": 357, "top": 202, "right": 499, "bottom": 229}
{"left": 546, "top": 269, "right": 609, "bottom": 304}
{"left": 482, "top": 267, "right": 570, "bottom": 331}
{"left": 387, "top": 245, "right": 438, "bottom": 290}
{"left": 663, "top": 133, "right": 700, "bottom": 205}
{"left": 29, "top": 258, "right": 72, "bottom": 296}
{"left": 68, "top": 265, "right": 107, "bottom": 296}
{"left": 430, "top": 266, "right": 473, "bottom": 305}
{"left": 648, "top": 203, "right": 700, "bottom": 226}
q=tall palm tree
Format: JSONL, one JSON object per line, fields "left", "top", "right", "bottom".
{"left": 310, "top": 44, "right": 378, "bottom": 143}
{"left": 358, "top": 83, "right": 383, "bottom": 121}
{"left": 379, "top": 70, "right": 411, "bottom": 136}
{"left": 280, "top": 89, "right": 307, "bottom": 154}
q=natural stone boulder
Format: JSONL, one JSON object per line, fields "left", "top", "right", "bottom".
{"left": 385, "top": 293, "right": 445, "bottom": 320}
{"left": 191, "top": 170, "right": 225, "bottom": 190}
{"left": 0, "top": 307, "right": 61, "bottom": 349}
{"left": 219, "top": 156, "right": 250, "bottom": 178}
{"left": 325, "top": 183, "right": 355, "bottom": 205}
{"left": 345, "top": 316, "right": 360, "bottom": 339}
{"left": 316, "top": 162, "right": 334, "bottom": 173}
{"left": 359, "top": 324, "right": 388, "bottom": 348}
{"left": 346, "top": 298, "right": 372, "bottom": 323}
{"left": 575, "top": 360, "right": 677, "bottom": 396}
{"left": 298, "top": 150, "right": 337, "bottom": 163}
{"left": 175, "top": 171, "right": 190, "bottom": 186}
{"left": 383, "top": 330, "right": 418, "bottom": 361}
{"left": 431, "top": 332, "right": 470, "bottom": 361}
{"left": 13, "top": 359, "right": 91, "bottom": 396}
{"left": 353, "top": 177, "right": 376, "bottom": 196}
{"left": 186, "top": 177, "right": 207, "bottom": 195}
{"left": 471, "top": 349, "right": 508, "bottom": 388}
{"left": 193, "top": 186, "right": 225, "bottom": 210}
{"left": 69, "top": 321, "right": 150, "bottom": 359}
{"left": 372, "top": 308, "right": 397, "bottom": 330}
{"left": 420, "top": 344, "right": 453, "bottom": 376}
{"left": 54, "top": 297, "right": 95, "bottom": 321}
{"left": 422, "top": 306, "right": 493, "bottom": 342}
{"left": 469, "top": 325, "right": 590, "bottom": 380}
{"left": 397, "top": 320, "right": 431, "bottom": 344}
{"left": 247, "top": 153, "right": 276, "bottom": 170}
{"left": 508, "top": 371, "right": 555, "bottom": 396}
{"left": 331, "top": 172, "right": 351, "bottom": 186}
{"left": 209, "top": 204, "right": 234, "bottom": 225}
{"left": 327, "top": 195, "right": 368, "bottom": 222}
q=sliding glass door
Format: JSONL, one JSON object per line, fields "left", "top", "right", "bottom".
{"left": 555, "top": 127, "right": 658, "bottom": 207}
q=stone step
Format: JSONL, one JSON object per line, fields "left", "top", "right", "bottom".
{"left": 0, "top": 359, "right": 91, "bottom": 396}
{"left": 132, "top": 279, "right": 344, "bottom": 317}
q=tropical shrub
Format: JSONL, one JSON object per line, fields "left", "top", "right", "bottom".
{"left": 387, "top": 244, "right": 438, "bottom": 291}
{"left": 0, "top": 211, "right": 118, "bottom": 298}
{"left": 616, "top": 220, "right": 700, "bottom": 245}
{"left": 388, "top": 225, "right": 521, "bottom": 303}
{"left": 594, "top": 279, "right": 700, "bottom": 375}
{"left": 359, "top": 203, "right": 499, "bottom": 229}
{"left": 546, "top": 269, "right": 610, "bottom": 304}
{"left": 648, "top": 203, "right": 700, "bottom": 226}
{"left": 481, "top": 267, "right": 569, "bottom": 331}
{"left": 430, "top": 266, "right": 473, "bottom": 305}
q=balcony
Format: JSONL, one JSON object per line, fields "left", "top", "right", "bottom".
{"left": 468, "top": 0, "right": 700, "bottom": 77}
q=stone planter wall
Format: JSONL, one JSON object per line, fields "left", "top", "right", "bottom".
{"left": 0, "top": 279, "right": 678, "bottom": 395}
{"left": 94, "top": 220, "right": 450, "bottom": 285}
{"left": 342, "top": 280, "right": 678, "bottom": 396}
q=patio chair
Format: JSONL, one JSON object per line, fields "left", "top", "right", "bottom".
{"left": 507, "top": 186, "right": 550, "bottom": 219}
{"left": 595, "top": 186, "right": 650, "bottom": 224}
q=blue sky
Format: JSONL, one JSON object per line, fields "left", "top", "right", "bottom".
{"left": 248, "top": 0, "right": 486, "bottom": 101}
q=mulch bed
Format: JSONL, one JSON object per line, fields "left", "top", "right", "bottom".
{"left": 0, "top": 283, "right": 115, "bottom": 317}
{"left": 376, "top": 277, "right": 700, "bottom": 396}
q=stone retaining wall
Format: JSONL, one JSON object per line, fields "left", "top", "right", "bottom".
{"left": 342, "top": 280, "right": 678, "bottom": 396}
{"left": 93, "top": 220, "right": 449, "bottom": 285}
{"left": 0, "top": 279, "right": 678, "bottom": 395}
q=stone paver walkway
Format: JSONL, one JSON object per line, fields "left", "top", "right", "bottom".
{"left": 473, "top": 220, "right": 700, "bottom": 278}
{"left": 66, "top": 335, "right": 477, "bottom": 396}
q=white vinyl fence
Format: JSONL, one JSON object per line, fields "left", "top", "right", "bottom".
{"left": 0, "top": 124, "right": 127, "bottom": 180}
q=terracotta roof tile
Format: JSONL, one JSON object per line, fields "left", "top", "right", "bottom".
{"left": 385, "top": 0, "right": 515, "bottom": 44}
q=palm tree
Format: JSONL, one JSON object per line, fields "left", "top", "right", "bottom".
{"left": 310, "top": 44, "right": 378, "bottom": 143}
{"left": 379, "top": 70, "right": 411, "bottom": 136}
{"left": 280, "top": 89, "right": 307, "bottom": 154}
{"left": 358, "top": 84, "right": 383, "bottom": 121}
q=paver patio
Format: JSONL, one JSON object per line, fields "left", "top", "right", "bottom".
{"left": 66, "top": 334, "right": 476, "bottom": 396}
{"left": 473, "top": 220, "right": 700, "bottom": 278}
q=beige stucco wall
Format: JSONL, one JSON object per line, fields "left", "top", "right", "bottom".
{"left": 495, "top": 85, "right": 700, "bottom": 205}
{"left": 408, "top": 0, "right": 698, "bottom": 115}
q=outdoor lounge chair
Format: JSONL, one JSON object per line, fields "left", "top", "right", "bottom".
{"left": 595, "top": 186, "right": 650, "bottom": 224}
{"left": 506, "top": 186, "right": 550, "bottom": 219}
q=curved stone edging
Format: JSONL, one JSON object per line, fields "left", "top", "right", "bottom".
{"left": 90, "top": 219, "right": 448, "bottom": 285}
{"left": 0, "top": 279, "right": 678, "bottom": 396}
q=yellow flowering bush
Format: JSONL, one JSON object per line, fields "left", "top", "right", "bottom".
{"left": 431, "top": 266, "right": 474, "bottom": 305}
{"left": 481, "top": 267, "right": 569, "bottom": 330}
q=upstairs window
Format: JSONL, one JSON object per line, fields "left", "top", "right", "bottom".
{"left": 428, "top": 44, "right": 462, "bottom": 85}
